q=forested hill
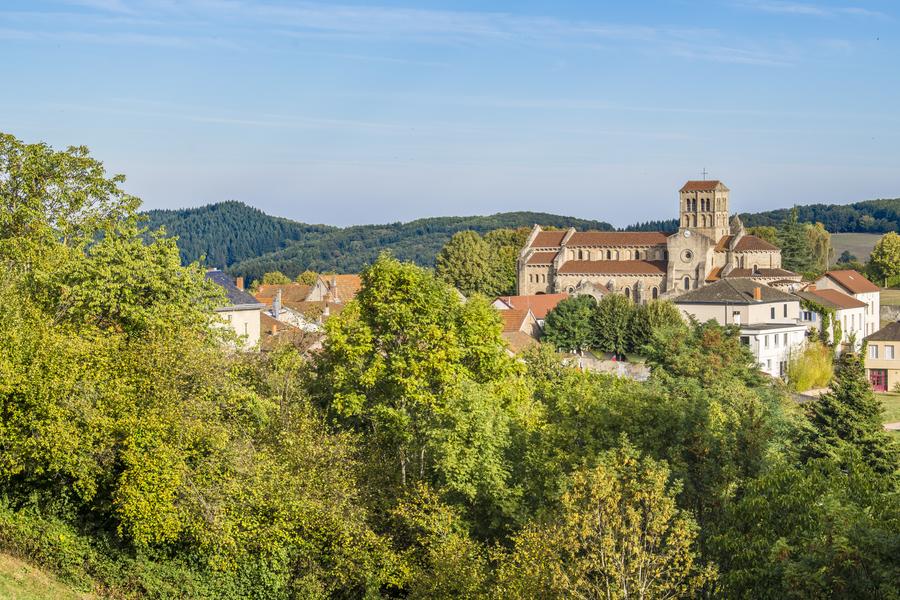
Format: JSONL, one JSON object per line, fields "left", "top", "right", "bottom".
{"left": 228, "top": 211, "right": 615, "bottom": 282}
{"left": 739, "top": 198, "right": 900, "bottom": 233}
{"left": 144, "top": 201, "right": 335, "bottom": 268}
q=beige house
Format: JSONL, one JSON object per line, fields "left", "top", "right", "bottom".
{"left": 864, "top": 322, "right": 900, "bottom": 392}
{"left": 813, "top": 270, "right": 881, "bottom": 338}
{"left": 206, "top": 269, "right": 264, "bottom": 350}
{"left": 517, "top": 180, "right": 792, "bottom": 301}
{"left": 674, "top": 279, "right": 807, "bottom": 378}
{"left": 307, "top": 274, "right": 362, "bottom": 304}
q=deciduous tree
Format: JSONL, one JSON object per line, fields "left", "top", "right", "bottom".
{"left": 542, "top": 295, "right": 597, "bottom": 352}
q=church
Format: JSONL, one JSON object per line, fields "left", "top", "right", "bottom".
{"left": 517, "top": 180, "right": 800, "bottom": 302}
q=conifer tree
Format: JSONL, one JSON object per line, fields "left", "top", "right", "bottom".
{"left": 778, "top": 207, "right": 816, "bottom": 274}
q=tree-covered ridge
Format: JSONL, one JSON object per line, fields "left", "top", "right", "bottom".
{"left": 144, "top": 200, "right": 335, "bottom": 268}
{"left": 740, "top": 197, "right": 900, "bottom": 233}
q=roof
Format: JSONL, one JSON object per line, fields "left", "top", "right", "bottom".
{"left": 526, "top": 251, "right": 558, "bottom": 265}
{"left": 499, "top": 309, "right": 532, "bottom": 333}
{"left": 254, "top": 283, "right": 312, "bottom": 305}
{"left": 706, "top": 266, "right": 723, "bottom": 282}
{"left": 557, "top": 260, "right": 666, "bottom": 275}
{"left": 206, "top": 270, "right": 264, "bottom": 309}
{"left": 714, "top": 234, "right": 779, "bottom": 252}
{"left": 680, "top": 180, "right": 727, "bottom": 192}
{"left": 823, "top": 270, "right": 880, "bottom": 294}
{"left": 865, "top": 321, "right": 900, "bottom": 342}
{"left": 531, "top": 231, "right": 567, "bottom": 247}
{"left": 725, "top": 267, "right": 799, "bottom": 279}
{"left": 795, "top": 288, "right": 867, "bottom": 311}
{"left": 675, "top": 279, "right": 798, "bottom": 305}
{"left": 496, "top": 293, "right": 568, "bottom": 319}
{"left": 502, "top": 331, "right": 540, "bottom": 354}
{"left": 530, "top": 231, "right": 668, "bottom": 248}
{"left": 319, "top": 274, "right": 363, "bottom": 302}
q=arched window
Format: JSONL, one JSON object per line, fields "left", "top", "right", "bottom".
{"left": 664, "top": 250, "right": 669, "bottom": 260}
{"left": 652, "top": 287, "right": 658, "bottom": 299}
{"left": 634, "top": 250, "right": 641, "bottom": 259}
{"left": 683, "top": 276, "right": 690, "bottom": 290}
{"left": 578, "top": 249, "right": 583, "bottom": 260}
{"left": 606, "top": 250, "right": 612, "bottom": 260}
{"left": 691, "top": 215, "right": 697, "bottom": 227}
{"left": 625, "top": 287, "right": 631, "bottom": 299}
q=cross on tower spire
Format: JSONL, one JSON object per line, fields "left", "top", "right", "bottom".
{"left": 701, "top": 168, "right": 708, "bottom": 180}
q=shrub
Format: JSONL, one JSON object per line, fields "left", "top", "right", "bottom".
{"left": 786, "top": 341, "right": 834, "bottom": 392}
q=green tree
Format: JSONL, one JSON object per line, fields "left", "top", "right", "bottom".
{"left": 746, "top": 225, "right": 778, "bottom": 245}
{"left": 868, "top": 231, "right": 900, "bottom": 286}
{"left": 628, "top": 300, "right": 685, "bottom": 352}
{"left": 592, "top": 294, "right": 634, "bottom": 357}
{"left": 295, "top": 269, "right": 318, "bottom": 285}
{"left": 484, "top": 228, "right": 529, "bottom": 297}
{"left": 778, "top": 208, "right": 816, "bottom": 275}
{"left": 261, "top": 270, "right": 292, "bottom": 285}
{"left": 542, "top": 295, "right": 597, "bottom": 352}
{"left": 785, "top": 340, "right": 834, "bottom": 392}
{"left": 803, "top": 351, "right": 899, "bottom": 474}
{"left": 435, "top": 230, "right": 493, "bottom": 296}
{"left": 495, "top": 441, "right": 716, "bottom": 599}
{"left": 805, "top": 221, "right": 832, "bottom": 275}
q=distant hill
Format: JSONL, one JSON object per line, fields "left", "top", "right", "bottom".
{"left": 143, "top": 197, "right": 900, "bottom": 282}
{"left": 144, "top": 201, "right": 335, "bottom": 268}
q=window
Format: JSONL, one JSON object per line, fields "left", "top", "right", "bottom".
{"left": 578, "top": 249, "right": 583, "bottom": 260}
{"left": 783, "top": 333, "right": 788, "bottom": 346}
{"left": 783, "top": 304, "right": 788, "bottom": 317}
{"left": 770, "top": 307, "right": 775, "bottom": 319}
{"left": 740, "top": 336, "right": 750, "bottom": 346}
{"left": 851, "top": 314, "right": 855, "bottom": 330}
{"left": 764, "top": 335, "right": 769, "bottom": 349}
{"left": 606, "top": 250, "right": 612, "bottom": 260}
{"left": 766, "top": 359, "right": 772, "bottom": 371}
{"left": 683, "top": 276, "right": 690, "bottom": 290}
{"left": 732, "top": 310, "right": 741, "bottom": 325}
{"left": 869, "top": 345, "right": 879, "bottom": 359}
{"left": 652, "top": 287, "right": 658, "bottom": 299}
{"left": 774, "top": 334, "right": 779, "bottom": 347}
{"left": 625, "top": 288, "right": 631, "bottom": 299}
{"left": 886, "top": 345, "right": 895, "bottom": 360}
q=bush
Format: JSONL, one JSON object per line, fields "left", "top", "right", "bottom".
{"left": 786, "top": 341, "right": 834, "bottom": 392}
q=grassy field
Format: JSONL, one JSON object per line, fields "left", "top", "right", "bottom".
{"left": 879, "top": 392, "right": 900, "bottom": 439}
{"left": 831, "top": 233, "right": 882, "bottom": 262}
{"left": 881, "top": 289, "right": 900, "bottom": 307}
{"left": 0, "top": 554, "right": 92, "bottom": 600}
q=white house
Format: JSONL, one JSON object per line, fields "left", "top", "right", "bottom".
{"left": 205, "top": 269, "right": 264, "bottom": 350}
{"left": 813, "top": 270, "right": 881, "bottom": 338}
{"left": 674, "top": 279, "right": 808, "bottom": 378}
{"left": 795, "top": 286, "right": 867, "bottom": 352}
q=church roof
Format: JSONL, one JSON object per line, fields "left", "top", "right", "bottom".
{"left": 680, "top": 180, "right": 728, "bottom": 192}
{"left": 725, "top": 267, "right": 799, "bottom": 279}
{"left": 530, "top": 231, "right": 667, "bottom": 248}
{"left": 526, "top": 251, "right": 558, "bottom": 265}
{"left": 714, "top": 234, "right": 779, "bottom": 252}
{"left": 557, "top": 260, "right": 666, "bottom": 275}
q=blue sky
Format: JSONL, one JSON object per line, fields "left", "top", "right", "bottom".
{"left": 2, "top": 1, "right": 898, "bottom": 226}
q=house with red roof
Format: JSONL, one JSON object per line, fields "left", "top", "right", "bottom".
{"left": 813, "top": 270, "right": 881, "bottom": 338}
{"left": 492, "top": 293, "right": 568, "bottom": 327}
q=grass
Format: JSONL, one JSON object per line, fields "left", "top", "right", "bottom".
{"left": 0, "top": 553, "right": 92, "bottom": 600}
{"left": 881, "top": 289, "right": 900, "bottom": 307}
{"left": 878, "top": 392, "right": 900, "bottom": 439}
{"left": 831, "top": 233, "right": 882, "bottom": 262}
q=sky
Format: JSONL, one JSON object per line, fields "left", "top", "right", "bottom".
{"left": 2, "top": 0, "right": 899, "bottom": 227}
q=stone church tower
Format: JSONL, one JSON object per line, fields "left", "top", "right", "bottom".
{"left": 679, "top": 180, "right": 730, "bottom": 242}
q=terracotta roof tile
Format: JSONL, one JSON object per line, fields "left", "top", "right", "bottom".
{"left": 255, "top": 283, "right": 312, "bottom": 305}
{"left": 557, "top": 260, "right": 666, "bottom": 275}
{"left": 705, "top": 266, "right": 723, "bottom": 282}
{"left": 795, "top": 289, "right": 866, "bottom": 310}
{"left": 495, "top": 293, "right": 568, "bottom": 319}
{"left": 567, "top": 231, "right": 668, "bottom": 246}
{"left": 526, "top": 251, "right": 558, "bottom": 265}
{"left": 824, "top": 270, "right": 880, "bottom": 294}
{"left": 499, "top": 308, "right": 531, "bottom": 333}
{"left": 680, "top": 180, "right": 727, "bottom": 192}
{"left": 734, "top": 235, "right": 779, "bottom": 252}
{"left": 531, "top": 231, "right": 566, "bottom": 247}
{"left": 725, "top": 267, "right": 799, "bottom": 279}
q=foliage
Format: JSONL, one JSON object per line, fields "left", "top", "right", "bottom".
{"left": 786, "top": 341, "right": 834, "bottom": 392}
{"left": 805, "top": 221, "right": 832, "bottom": 275}
{"left": 868, "top": 231, "right": 900, "bottom": 286}
{"left": 260, "top": 270, "right": 292, "bottom": 285}
{"left": 628, "top": 300, "right": 685, "bottom": 351}
{"left": 495, "top": 441, "right": 716, "bottom": 599}
{"left": 741, "top": 197, "right": 900, "bottom": 234}
{"left": 746, "top": 225, "right": 778, "bottom": 245}
{"left": 592, "top": 294, "right": 634, "bottom": 357}
{"left": 541, "top": 295, "right": 597, "bottom": 352}
{"left": 435, "top": 231, "right": 494, "bottom": 297}
{"left": 778, "top": 208, "right": 817, "bottom": 275}
{"left": 294, "top": 269, "right": 318, "bottom": 285}
{"left": 802, "top": 352, "right": 899, "bottom": 474}
{"left": 483, "top": 228, "right": 529, "bottom": 296}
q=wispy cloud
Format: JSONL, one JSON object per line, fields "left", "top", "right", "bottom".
{"left": 733, "top": 1, "right": 887, "bottom": 18}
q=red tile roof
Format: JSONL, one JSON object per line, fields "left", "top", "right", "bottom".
{"left": 680, "top": 180, "right": 726, "bottom": 192}
{"left": 530, "top": 231, "right": 668, "bottom": 248}
{"left": 526, "top": 251, "right": 558, "bottom": 265}
{"left": 706, "top": 266, "right": 723, "bottom": 282}
{"left": 557, "top": 260, "right": 667, "bottom": 275}
{"left": 714, "top": 235, "right": 779, "bottom": 252}
{"left": 496, "top": 293, "right": 568, "bottom": 319}
{"left": 255, "top": 283, "right": 312, "bottom": 305}
{"left": 531, "top": 231, "right": 567, "bottom": 247}
{"left": 725, "top": 267, "right": 799, "bottom": 279}
{"left": 798, "top": 288, "right": 867, "bottom": 310}
{"left": 499, "top": 308, "right": 531, "bottom": 333}
{"left": 824, "top": 270, "right": 880, "bottom": 294}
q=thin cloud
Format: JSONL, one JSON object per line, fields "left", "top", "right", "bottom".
{"left": 734, "top": 1, "right": 887, "bottom": 18}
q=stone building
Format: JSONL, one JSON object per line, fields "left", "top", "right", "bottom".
{"left": 517, "top": 180, "right": 795, "bottom": 301}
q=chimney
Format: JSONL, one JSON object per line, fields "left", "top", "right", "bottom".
{"left": 273, "top": 289, "right": 282, "bottom": 318}
{"left": 271, "top": 321, "right": 278, "bottom": 334}
{"left": 753, "top": 287, "right": 762, "bottom": 301}
{"left": 235, "top": 276, "right": 244, "bottom": 291}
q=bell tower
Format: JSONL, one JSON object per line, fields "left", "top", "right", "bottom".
{"left": 678, "top": 179, "right": 730, "bottom": 242}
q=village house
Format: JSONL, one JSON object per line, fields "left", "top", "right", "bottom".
{"left": 795, "top": 285, "right": 867, "bottom": 352}
{"left": 307, "top": 274, "right": 363, "bottom": 304}
{"left": 492, "top": 293, "right": 568, "bottom": 328}
{"left": 498, "top": 308, "right": 541, "bottom": 355}
{"left": 205, "top": 269, "right": 264, "bottom": 350}
{"left": 813, "top": 270, "right": 881, "bottom": 338}
{"left": 674, "top": 279, "right": 807, "bottom": 378}
{"left": 517, "top": 180, "right": 795, "bottom": 302}
{"left": 864, "top": 322, "right": 900, "bottom": 392}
